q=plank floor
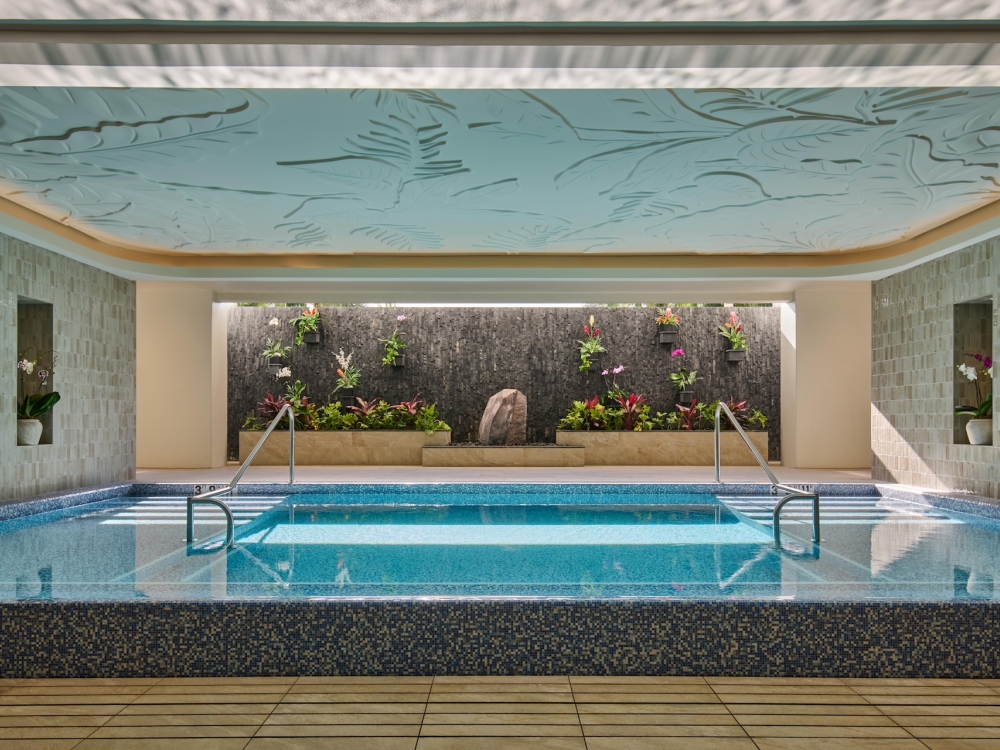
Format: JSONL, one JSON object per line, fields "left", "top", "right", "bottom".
{"left": 0, "top": 676, "right": 997, "bottom": 749}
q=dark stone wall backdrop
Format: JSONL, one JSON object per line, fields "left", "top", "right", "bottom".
{"left": 228, "top": 306, "right": 781, "bottom": 460}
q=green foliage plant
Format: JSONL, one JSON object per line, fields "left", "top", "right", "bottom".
{"left": 669, "top": 368, "right": 698, "bottom": 390}
{"left": 289, "top": 306, "right": 321, "bottom": 346}
{"left": 577, "top": 317, "right": 606, "bottom": 372}
{"left": 263, "top": 339, "right": 291, "bottom": 360}
{"left": 334, "top": 349, "right": 362, "bottom": 391}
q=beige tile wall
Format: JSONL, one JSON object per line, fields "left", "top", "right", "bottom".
{"left": 1, "top": 233, "right": 135, "bottom": 501}
{"left": 872, "top": 237, "right": 1000, "bottom": 496}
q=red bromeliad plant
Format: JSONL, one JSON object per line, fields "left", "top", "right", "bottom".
{"left": 347, "top": 397, "right": 380, "bottom": 422}
{"left": 613, "top": 393, "right": 648, "bottom": 431}
{"left": 577, "top": 316, "right": 606, "bottom": 372}
{"left": 675, "top": 398, "right": 702, "bottom": 431}
{"left": 392, "top": 393, "right": 425, "bottom": 425}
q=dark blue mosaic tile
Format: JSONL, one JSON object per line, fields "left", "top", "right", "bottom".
{"left": 0, "top": 483, "right": 132, "bottom": 522}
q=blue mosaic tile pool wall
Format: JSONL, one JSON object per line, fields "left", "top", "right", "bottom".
{"left": 129, "top": 482, "right": 880, "bottom": 502}
{"left": 878, "top": 485, "right": 1000, "bottom": 521}
{"left": 1, "top": 599, "right": 997, "bottom": 679}
{"left": 0, "top": 483, "right": 131, "bottom": 522}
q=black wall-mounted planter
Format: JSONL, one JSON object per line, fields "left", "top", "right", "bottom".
{"left": 657, "top": 325, "right": 679, "bottom": 345}
{"left": 267, "top": 360, "right": 285, "bottom": 375}
{"left": 391, "top": 356, "right": 406, "bottom": 368}
{"left": 678, "top": 390, "right": 694, "bottom": 405}
{"left": 303, "top": 332, "right": 321, "bottom": 345}
{"left": 726, "top": 349, "right": 747, "bottom": 362}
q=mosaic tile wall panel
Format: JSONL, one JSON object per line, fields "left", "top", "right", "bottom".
{"left": 228, "top": 306, "right": 781, "bottom": 460}
{"left": 1, "top": 600, "right": 998, "bottom": 679}
{"left": 872, "top": 237, "right": 1000, "bottom": 497}
{"left": 0, "top": 233, "right": 136, "bottom": 502}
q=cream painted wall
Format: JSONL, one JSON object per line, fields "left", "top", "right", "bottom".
{"left": 780, "top": 283, "right": 872, "bottom": 469}
{"left": 136, "top": 282, "right": 228, "bottom": 468}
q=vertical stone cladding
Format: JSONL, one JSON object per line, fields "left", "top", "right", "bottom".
{"left": 872, "top": 237, "right": 1000, "bottom": 496}
{"left": 228, "top": 305, "right": 781, "bottom": 460}
{"left": 0, "top": 233, "right": 136, "bottom": 502}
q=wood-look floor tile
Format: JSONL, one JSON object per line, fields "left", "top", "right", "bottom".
{"left": 897, "top": 716, "right": 1000, "bottom": 727}
{"left": 571, "top": 693, "right": 719, "bottom": 704}
{"left": 89, "top": 725, "right": 259, "bottom": 738}
{"left": 265, "top": 713, "right": 421, "bottom": 725}
{"left": 256, "top": 724, "right": 419, "bottom": 737}
{"left": 579, "top": 714, "right": 735, "bottom": 726}
{"left": 0, "top": 741, "right": 81, "bottom": 749}
{"left": 4, "top": 686, "right": 149, "bottom": 696}
{"left": 148, "top": 685, "right": 290, "bottom": 695}
{"left": 132, "top": 693, "right": 287, "bottom": 704}
{"left": 575, "top": 704, "right": 729, "bottom": 715}
{"left": 884, "top": 707, "right": 1000, "bottom": 716}
{"left": 867, "top": 696, "right": 1000, "bottom": 706}
{"left": 920, "top": 741, "right": 1000, "bottom": 749}
{"left": 157, "top": 677, "right": 295, "bottom": 686}
{"left": 744, "top": 726, "right": 913, "bottom": 738}
{"left": 751, "top": 739, "right": 928, "bottom": 749}
{"left": 432, "top": 684, "right": 570, "bottom": 694}
{"left": 420, "top": 724, "right": 582, "bottom": 737}
{"left": 570, "top": 677, "right": 706, "bottom": 685}
{"left": 733, "top": 714, "right": 895, "bottom": 726}
{"left": 0, "top": 715, "right": 110, "bottom": 727}
{"left": 434, "top": 677, "right": 568, "bottom": 684}
{"left": 0, "top": 705, "right": 127, "bottom": 716}
{"left": 416, "top": 738, "right": 585, "bottom": 749}
{"left": 851, "top": 687, "right": 996, "bottom": 696}
{"left": 286, "top": 685, "right": 429, "bottom": 694}
{"left": 707, "top": 677, "right": 844, "bottom": 686}
{"left": 120, "top": 703, "right": 277, "bottom": 715}
{"left": 0, "top": 679, "right": 160, "bottom": 687}
{"left": 283, "top": 693, "right": 428, "bottom": 704}
{"left": 107, "top": 714, "right": 266, "bottom": 726}
{"left": 583, "top": 725, "right": 749, "bottom": 737}
{"left": 424, "top": 713, "right": 580, "bottom": 725}
{"left": 584, "top": 738, "right": 756, "bottom": 749}
{"left": 845, "top": 679, "right": 984, "bottom": 687}
{"left": 716, "top": 693, "right": 867, "bottom": 705}
{"left": 428, "top": 693, "right": 572, "bottom": 703}
{"left": 0, "top": 695, "right": 135, "bottom": 705}
{"left": 424, "top": 703, "right": 577, "bottom": 714}
{"left": 0, "top": 726, "right": 96, "bottom": 739}
{"left": 295, "top": 677, "right": 431, "bottom": 685}
{"left": 715, "top": 685, "right": 855, "bottom": 695}
{"left": 247, "top": 738, "right": 418, "bottom": 749}
{"left": 572, "top": 685, "right": 714, "bottom": 695}
{"left": 76, "top": 739, "right": 251, "bottom": 749}
{"left": 911, "top": 728, "right": 1000, "bottom": 739}
{"left": 272, "top": 703, "right": 424, "bottom": 715}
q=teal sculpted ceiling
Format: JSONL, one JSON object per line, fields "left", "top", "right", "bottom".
{"left": 1, "top": 87, "right": 999, "bottom": 255}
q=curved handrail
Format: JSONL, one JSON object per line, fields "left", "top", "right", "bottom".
{"left": 186, "top": 402, "right": 295, "bottom": 551}
{"left": 714, "top": 402, "right": 820, "bottom": 546}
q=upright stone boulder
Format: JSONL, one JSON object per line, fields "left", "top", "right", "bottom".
{"left": 478, "top": 389, "right": 528, "bottom": 446}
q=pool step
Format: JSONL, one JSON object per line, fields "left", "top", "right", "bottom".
{"left": 98, "top": 498, "right": 283, "bottom": 526}
{"left": 718, "top": 496, "right": 960, "bottom": 527}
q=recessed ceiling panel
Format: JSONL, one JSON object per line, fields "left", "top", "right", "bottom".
{"left": 1, "top": 86, "right": 999, "bottom": 255}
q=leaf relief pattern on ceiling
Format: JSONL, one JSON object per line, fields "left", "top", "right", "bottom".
{"left": 0, "top": 86, "right": 998, "bottom": 254}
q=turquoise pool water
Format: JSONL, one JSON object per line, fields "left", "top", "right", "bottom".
{"left": 0, "top": 485, "right": 995, "bottom": 601}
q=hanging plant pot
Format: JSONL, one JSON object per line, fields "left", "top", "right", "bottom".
{"left": 678, "top": 390, "right": 694, "bottom": 405}
{"left": 657, "top": 325, "right": 679, "bottom": 345}
{"left": 17, "top": 418, "right": 43, "bottom": 446}
{"left": 303, "top": 331, "right": 320, "bottom": 345}
{"left": 967, "top": 418, "right": 993, "bottom": 445}
{"left": 267, "top": 359, "right": 285, "bottom": 375}
{"left": 726, "top": 349, "right": 747, "bottom": 362}
{"left": 392, "top": 355, "right": 406, "bottom": 368}
{"left": 336, "top": 388, "right": 356, "bottom": 405}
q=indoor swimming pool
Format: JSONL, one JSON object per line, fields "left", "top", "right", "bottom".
{"left": 1, "top": 483, "right": 996, "bottom": 602}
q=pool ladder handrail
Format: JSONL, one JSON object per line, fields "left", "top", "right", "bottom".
{"left": 713, "top": 402, "right": 820, "bottom": 547}
{"left": 186, "top": 402, "right": 295, "bottom": 550}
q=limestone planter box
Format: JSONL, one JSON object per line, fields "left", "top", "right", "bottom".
{"left": 555, "top": 430, "right": 769, "bottom": 466}
{"left": 423, "top": 445, "right": 584, "bottom": 468}
{"left": 239, "top": 430, "right": 450, "bottom": 466}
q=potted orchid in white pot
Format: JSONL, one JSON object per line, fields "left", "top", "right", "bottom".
{"left": 957, "top": 354, "right": 993, "bottom": 445}
{"left": 16, "top": 353, "right": 60, "bottom": 446}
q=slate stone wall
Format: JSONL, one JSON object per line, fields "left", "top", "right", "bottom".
{"left": 228, "top": 306, "right": 781, "bottom": 461}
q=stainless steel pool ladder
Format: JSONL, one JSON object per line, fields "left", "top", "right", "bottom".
{"left": 713, "top": 402, "right": 820, "bottom": 547}
{"left": 186, "top": 402, "right": 295, "bottom": 551}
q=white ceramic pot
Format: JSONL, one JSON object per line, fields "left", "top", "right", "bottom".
{"left": 966, "top": 418, "right": 993, "bottom": 446}
{"left": 16, "top": 419, "right": 43, "bottom": 446}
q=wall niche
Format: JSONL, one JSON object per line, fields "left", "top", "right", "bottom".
{"left": 16, "top": 297, "right": 55, "bottom": 446}
{"left": 953, "top": 297, "right": 994, "bottom": 445}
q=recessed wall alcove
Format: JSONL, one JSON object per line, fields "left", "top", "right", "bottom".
{"left": 953, "top": 296, "right": 994, "bottom": 445}
{"left": 16, "top": 296, "right": 54, "bottom": 446}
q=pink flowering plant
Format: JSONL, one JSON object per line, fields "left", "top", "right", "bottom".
{"left": 718, "top": 311, "right": 748, "bottom": 350}
{"left": 577, "top": 316, "right": 606, "bottom": 372}
{"left": 601, "top": 364, "right": 629, "bottom": 403}
{"left": 380, "top": 314, "right": 408, "bottom": 366}
{"left": 16, "top": 350, "right": 60, "bottom": 420}
{"left": 957, "top": 353, "right": 994, "bottom": 418}
{"left": 667, "top": 348, "right": 698, "bottom": 390}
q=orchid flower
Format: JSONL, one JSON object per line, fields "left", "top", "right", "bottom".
{"left": 396, "top": 314, "right": 407, "bottom": 322}
{"left": 268, "top": 317, "right": 280, "bottom": 326}
{"left": 671, "top": 348, "right": 685, "bottom": 358}
{"left": 276, "top": 367, "right": 292, "bottom": 379}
